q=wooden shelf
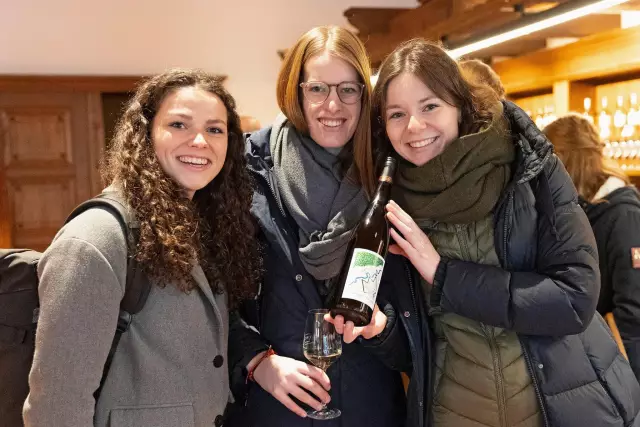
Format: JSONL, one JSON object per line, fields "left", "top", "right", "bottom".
{"left": 494, "top": 25, "right": 640, "bottom": 95}
{"left": 495, "top": 25, "right": 640, "bottom": 175}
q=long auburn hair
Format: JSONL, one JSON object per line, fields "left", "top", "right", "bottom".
{"left": 276, "top": 25, "right": 375, "bottom": 195}
{"left": 102, "top": 69, "right": 261, "bottom": 308}
{"left": 370, "top": 39, "right": 502, "bottom": 157}
{"left": 544, "top": 113, "right": 630, "bottom": 201}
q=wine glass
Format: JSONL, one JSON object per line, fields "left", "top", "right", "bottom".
{"left": 302, "top": 308, "right": 343, "bottom": 420}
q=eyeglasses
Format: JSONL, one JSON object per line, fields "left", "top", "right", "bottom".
{"left": 299, "top": 81, "right": 365, "bottom": 105}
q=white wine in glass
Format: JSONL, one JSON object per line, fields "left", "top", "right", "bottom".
{"left": 302, "top": 309, "right": 342, "bottom": 420}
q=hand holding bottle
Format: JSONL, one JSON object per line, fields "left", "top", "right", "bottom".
{"left": 324, "top": 304, "right": 387, "bottom": 343}
{"left": 386, "top": 200, "right": 441, "bottom": 285}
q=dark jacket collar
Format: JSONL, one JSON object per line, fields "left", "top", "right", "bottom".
{"left": 245, "top": 126, "right": 274, "bottom": 175}
{"left": 502, "top": 100, "right": 554, "bottom": 185}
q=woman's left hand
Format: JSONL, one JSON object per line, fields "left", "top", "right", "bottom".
{"left": 386, "top": 200, "right": 441, "bottom": 284}
{"left": 324, "top": 304, "right": 387, "bottom": 344}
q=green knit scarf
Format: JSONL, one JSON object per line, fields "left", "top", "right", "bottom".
{"left": 391, "top": 103, "right": 514, "bottom": 224}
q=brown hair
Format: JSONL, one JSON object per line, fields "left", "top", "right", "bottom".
{"left": 102, "top": 68, "right": 261, "bottom": 308}
{"left": 276, "top": 25, "right": 375, "bottom": 194}
{"left": 543, "top": 113, "right": 630, "bottom": 201}
{"left": 460, "top": 59, "right": 506, "bottom": 98}
{"left": 371, "top": 39, "right": 501, "bottom": 156}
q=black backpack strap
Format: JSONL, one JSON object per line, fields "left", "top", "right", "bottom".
{"left": 64, "top": 192, "right": 152, "bottom": 400}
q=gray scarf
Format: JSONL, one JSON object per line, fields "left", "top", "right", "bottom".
{"left": 270, "top": 114, "right": 368, "bottom": 280}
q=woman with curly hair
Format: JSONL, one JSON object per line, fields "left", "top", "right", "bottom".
{"left": 23, "top": 69, "right": 261, "bottom": 427}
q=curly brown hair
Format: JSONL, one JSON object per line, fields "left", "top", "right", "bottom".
{"left": 102, "top": 68, "right": 261, "bottom": 308}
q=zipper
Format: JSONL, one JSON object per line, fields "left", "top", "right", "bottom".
{"left": 404, "top": 261, "right": 419, "bottom": 320}
{"left": 522, "top": 342, "right": 550, "bottom": 427}
{"left": 404, "top": 261, "right": 430, "bottom": 427}
{"left": 250, "top": 168, "right": 288, "bottom": 220}
{"left": 502, "top": 191, "right": 513, "bottom": 267}
{"left": 503, "top": 188, "right": 549, "bottom": 425}
{"left": 402, "top": 261, "right": 419, "bottom": 370}
{"left": 487, "top": 327, "right": 508, "bottom": 427}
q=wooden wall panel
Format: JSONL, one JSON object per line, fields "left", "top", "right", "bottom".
{"left": 8, "top": 179, "right": 76, "bottom": 250}
{"left": 2, "top": 108, "right": 73, "bottom": 165}
{"left": 0, "top": 92, "right": 93, "bottom": 250}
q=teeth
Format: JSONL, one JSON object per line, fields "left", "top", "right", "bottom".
{"left": 178, "top": 156, "right": 209, "bottom": 165}
{"left": 319, "top": 119, "right": 344, "bottom": 128}
{"left": 409, "top": 136, "right": 437, "bottom": 148}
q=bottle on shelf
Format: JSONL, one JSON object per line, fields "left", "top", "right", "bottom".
{"left": 614, "top": 95, "right": 627, "bottom": 141}
{"left": 583, "top": 97, "right": 595, "bottom": 124}
{"left": 546, "top": 106, "right": 557, "bottom": 127}
{"left": 599, "top": 96, "right": 612, "bottom": 142}
{"left": 534, "top": 108, "right": 545, "bottom": 129}
{"left": 628, "top": 93, "right": 639, "bottom": 141}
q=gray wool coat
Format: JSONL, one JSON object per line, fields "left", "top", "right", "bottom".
{"left": 23, "top": 206, "right": 230, "bottom": 427}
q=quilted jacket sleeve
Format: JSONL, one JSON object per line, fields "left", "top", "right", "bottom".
{"left": 606, "top": 206, "right": 640, "bottom": 382}
{"left": 430, "top": 155, "right": 601, "bottom": 336}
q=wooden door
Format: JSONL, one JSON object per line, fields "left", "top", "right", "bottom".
{"left": 0, "top": 92, "right": 99, "bottom": 251}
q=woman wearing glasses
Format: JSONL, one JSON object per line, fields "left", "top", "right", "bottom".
{"left": 226, "top": 26, "right": 409, "bottom": 427}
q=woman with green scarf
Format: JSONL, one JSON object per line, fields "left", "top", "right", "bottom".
{"left": 367, "top": 39, "right": 640, "bottom": 427}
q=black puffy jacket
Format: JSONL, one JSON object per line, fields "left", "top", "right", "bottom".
{"left": 581, "top": 185, "right": 640, "bottom": 384}
{"left": 396, "top": 101, "right": 640, "bottom": 427}
{"left": 225, "top": 127, "right": 411, "bottom": 427}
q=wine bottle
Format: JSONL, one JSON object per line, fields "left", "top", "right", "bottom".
{"left": 583, "top": 97, "right": 594, "bottom": 124}
{"left": 329, "top": 156, "right": 396, "bottom": 326}
{"left": 614, "top": 95, "right": 627, "bottom": 141}
{"left": 599, "top": 96, "right": 612, "bottom": 141}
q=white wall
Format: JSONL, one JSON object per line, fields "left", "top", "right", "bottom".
{"left": 0, "top": 0, "right": 416, "bottom": 126}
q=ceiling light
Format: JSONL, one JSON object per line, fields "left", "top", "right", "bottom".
{"left": 448, "top": 0, "right": 629, "bottom": 59}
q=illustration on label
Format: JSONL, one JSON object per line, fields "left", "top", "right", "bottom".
{"left": 340, "top": 248, "right": 385, "bottom": 310}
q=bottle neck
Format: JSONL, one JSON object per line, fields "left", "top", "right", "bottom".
{"left": 371, "top": 179, "right": 392, "bottom": 206}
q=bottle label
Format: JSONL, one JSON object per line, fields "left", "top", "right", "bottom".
{"left": 340, "top": 248, "right": 385, "bottom": 310}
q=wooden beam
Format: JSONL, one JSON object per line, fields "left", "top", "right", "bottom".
{"left": 364, "top": 0, "right": 453, "bottom": 63}
{"left": 0, "top": 76, "right": 143, "bottom": 92}
{"left": 389, "top": 0, "right": 454, "bottom": 40}
{"left": 0, "top": 74, "right": 228, "bottom": 93}
{"left": 363, "top": 0, "right": 579, "bottom": 64}
{"left": 494, "top": 25, "right": 640, "bottom": 94}
{"left": 366, "top": 0, "right": 528, "bottom": 63}
{"left": 344, "top": 7, "right": 408, "bottom": 37}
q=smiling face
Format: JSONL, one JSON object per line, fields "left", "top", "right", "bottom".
{"left": 384, "top": 72, "right": 461, "bottom": 167}
{"left": 151, "top": 86, "right": 229, "bottom": 199}
{"left": 301, "top": 51, "right": 362, "bottom": 149}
